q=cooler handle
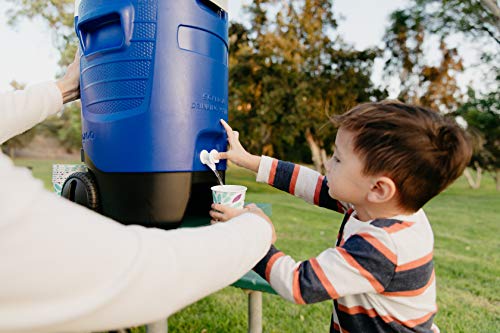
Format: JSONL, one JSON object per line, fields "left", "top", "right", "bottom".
{"left": 76, "top": 2, "right": 134, "bottom": 56}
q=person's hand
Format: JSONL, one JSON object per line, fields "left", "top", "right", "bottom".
{"left": 209, "top": 203, "right": 245, "bottom": 223}
{"left": 218, "top": 119, "right": 261, "bottom": 172}
{"left": 210, "top": 203, "right": 276, "bottom": 244}
{"left": 56, "top": 50, "right": 81, "bottom": 104}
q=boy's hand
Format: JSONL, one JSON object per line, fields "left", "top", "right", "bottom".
{"left": 218, "top": 119, "right": 261, "bottom": 172}
{"left": 210, "top": 203, "right": 276, "bottom": 244}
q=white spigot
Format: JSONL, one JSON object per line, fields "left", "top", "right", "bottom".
{"left": 200, "top": 149, "right": 220, "bottom": 171}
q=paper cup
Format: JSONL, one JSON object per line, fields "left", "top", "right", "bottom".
{"left": 52, "top": 164, "right": 87, "bottom": 195}
{"left": 211, "top": 185, "right": 247, "bottom": 209}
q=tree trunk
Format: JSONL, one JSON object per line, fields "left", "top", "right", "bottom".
{"left": 496, "top": 169, "right": 500, "bottom": 191}
{"left": 305, "top": 129, "right": 323, "bottom": 172}
{"left": 9, "top": 147, "right": 15, "bottom": 160}
{"left": 463, "top": 164, "right": 482, "bottom": 189}
{"left": 478, "top": 0, "right": 500, "bottom": 28}
{"left": 463, "top": 169, "right": 475, "bottom": 188}
{"left": 478, "top": 0, "right": 500, "bottom": 44}
{"left": 262, "top": 144, "right": 274, "bottom": 157}
{"left": 260, "top": 125, "right": 273, "bottom": 156}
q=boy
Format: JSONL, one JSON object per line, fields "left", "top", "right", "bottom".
{"left": 210, "top": 101, "right": 472, "bottom": 333}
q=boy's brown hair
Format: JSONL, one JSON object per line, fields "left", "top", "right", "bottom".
{"left": 334, "top": 101, "right": 472, "bottom": 212}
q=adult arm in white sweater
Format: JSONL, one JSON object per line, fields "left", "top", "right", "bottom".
{"left": 0, "top": 52, "right": 80, "bottom": 145}
{"left": 0, "top": 81, "right": 272, "bottom": 333}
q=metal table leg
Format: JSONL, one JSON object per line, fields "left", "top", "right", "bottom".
{"left": 248, "top": 290, "right": 262, "bottom": 333}
{"left": 146, "top": 318, "right": 168, "bottom": 333}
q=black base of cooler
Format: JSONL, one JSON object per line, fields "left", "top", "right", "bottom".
{"left": 84, "top": 155, "right": 224, "bottom": 230}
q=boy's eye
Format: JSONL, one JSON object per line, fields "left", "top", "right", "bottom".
{"left": 333, "top": 156, "right": 340, "bottom": 163}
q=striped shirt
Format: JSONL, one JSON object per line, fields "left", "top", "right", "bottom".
{"left": 254, "top": 156, "right": 439, "bottom": 333}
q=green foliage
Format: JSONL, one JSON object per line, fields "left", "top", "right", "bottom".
{"left": 383, "top": 6, "right": 465, "bottom": 111}
{"left": 413, "top": 0, "right": 500, "bottom": 45}
{"left": 456, "top": 88, "right": 500, "bottom": 174}
{"left": 383, "top": 0, "right": 499, "bottom": 112}
{"left": 50, "top": 103, "right": 83, "bottom": 151}
{"left": 229, "top": 1, "right": 386, "bottom": 164}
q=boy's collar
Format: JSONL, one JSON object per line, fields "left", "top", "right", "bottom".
{"left": 349, "top": 208, "right": 423, "bottom": 223}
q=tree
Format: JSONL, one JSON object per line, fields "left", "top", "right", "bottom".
{"left": 383, "top": 0, "right": 499, "bottom": 189}
{"left": 274, "top": 0, "right": 384, "bottom": 170}
{"left": 456, "top": 87, "right": 500, "bottom": 190}
{"left": 230, "top": 0, "right": 386, "bottom": 171}
{"left": 412, "top": 0, "right": 500, "bottom": 45}
{"left": 383, "top": 7, "right": 465, "bottom": 112}
{"left": 383, "top": 0, "right": 499, "bottom": 110}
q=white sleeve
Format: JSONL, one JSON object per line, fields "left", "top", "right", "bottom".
{"left": 0, "top": 81, "right": 63, "bottom": 144}
{"left": 0, "top": 154, "right": 272, "bottom": 333}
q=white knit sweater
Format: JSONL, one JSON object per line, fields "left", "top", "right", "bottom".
{"left": 0, "top": 82, "right": 272, "bottom": 332}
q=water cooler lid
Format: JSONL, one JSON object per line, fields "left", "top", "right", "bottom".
{"left": 208, "top": 0, "right": 228, "bottom": 12}
{"left": 75, "top": 0, "right": 228, "bottom": 16}
{"left": 74, "top": 0, "right": 80, "bottom": 17}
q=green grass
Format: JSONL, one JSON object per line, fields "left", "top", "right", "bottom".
{"left": 15, "top": 159, "right": 500, "bottom": 332}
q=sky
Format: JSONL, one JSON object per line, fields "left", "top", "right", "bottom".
{"left": 0, "top": 0, "right": 489, "bottom": 95}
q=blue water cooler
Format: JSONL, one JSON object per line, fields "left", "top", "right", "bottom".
{"left": 64, "top": 0, "right": 229, "bottom": 228}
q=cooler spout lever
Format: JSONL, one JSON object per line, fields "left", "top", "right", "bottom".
{"left": 200, "top": 149, "right": 220, "bottom": 171}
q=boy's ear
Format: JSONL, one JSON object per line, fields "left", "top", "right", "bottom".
{"left": 367, "top": 176, "right": 397, "bottom": 203}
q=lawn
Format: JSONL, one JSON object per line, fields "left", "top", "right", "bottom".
{"left": 14, "top": 158, "right": 500, "bottom": 332}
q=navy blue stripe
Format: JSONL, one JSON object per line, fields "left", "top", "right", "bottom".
{"left": 335, "top": 211, "right": 353, "bottom": 246}
{"left": 296, "top": 260, "right": 332, "bottom": 304}
{"left": 337, "top": 308, "right": 436, "bottom": 333}
{"left": 272, "top": 160, "right": 295, "bottom": 191}
{"left": 385, "top": 260, "right": 434, "bottom": 292}
{"left": 342, "top": 235, "right": 395, "bottom": 288}
{"left": 319, "top": 177, "right": 342, "bottom": 211}
{"left": 370, "top": 218, "right": 404, "bottom": 228}
{"left": 401, "top": 313, "right": 436, "bottom": 333}
{"left": 338, "top": 309, "right": 400, "bottom": 333}
{"left": 253, "top": 245, "right": 280, "bottom": 279}
{"left": 407, "top": 313, "right": 436, "bottom": 333}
